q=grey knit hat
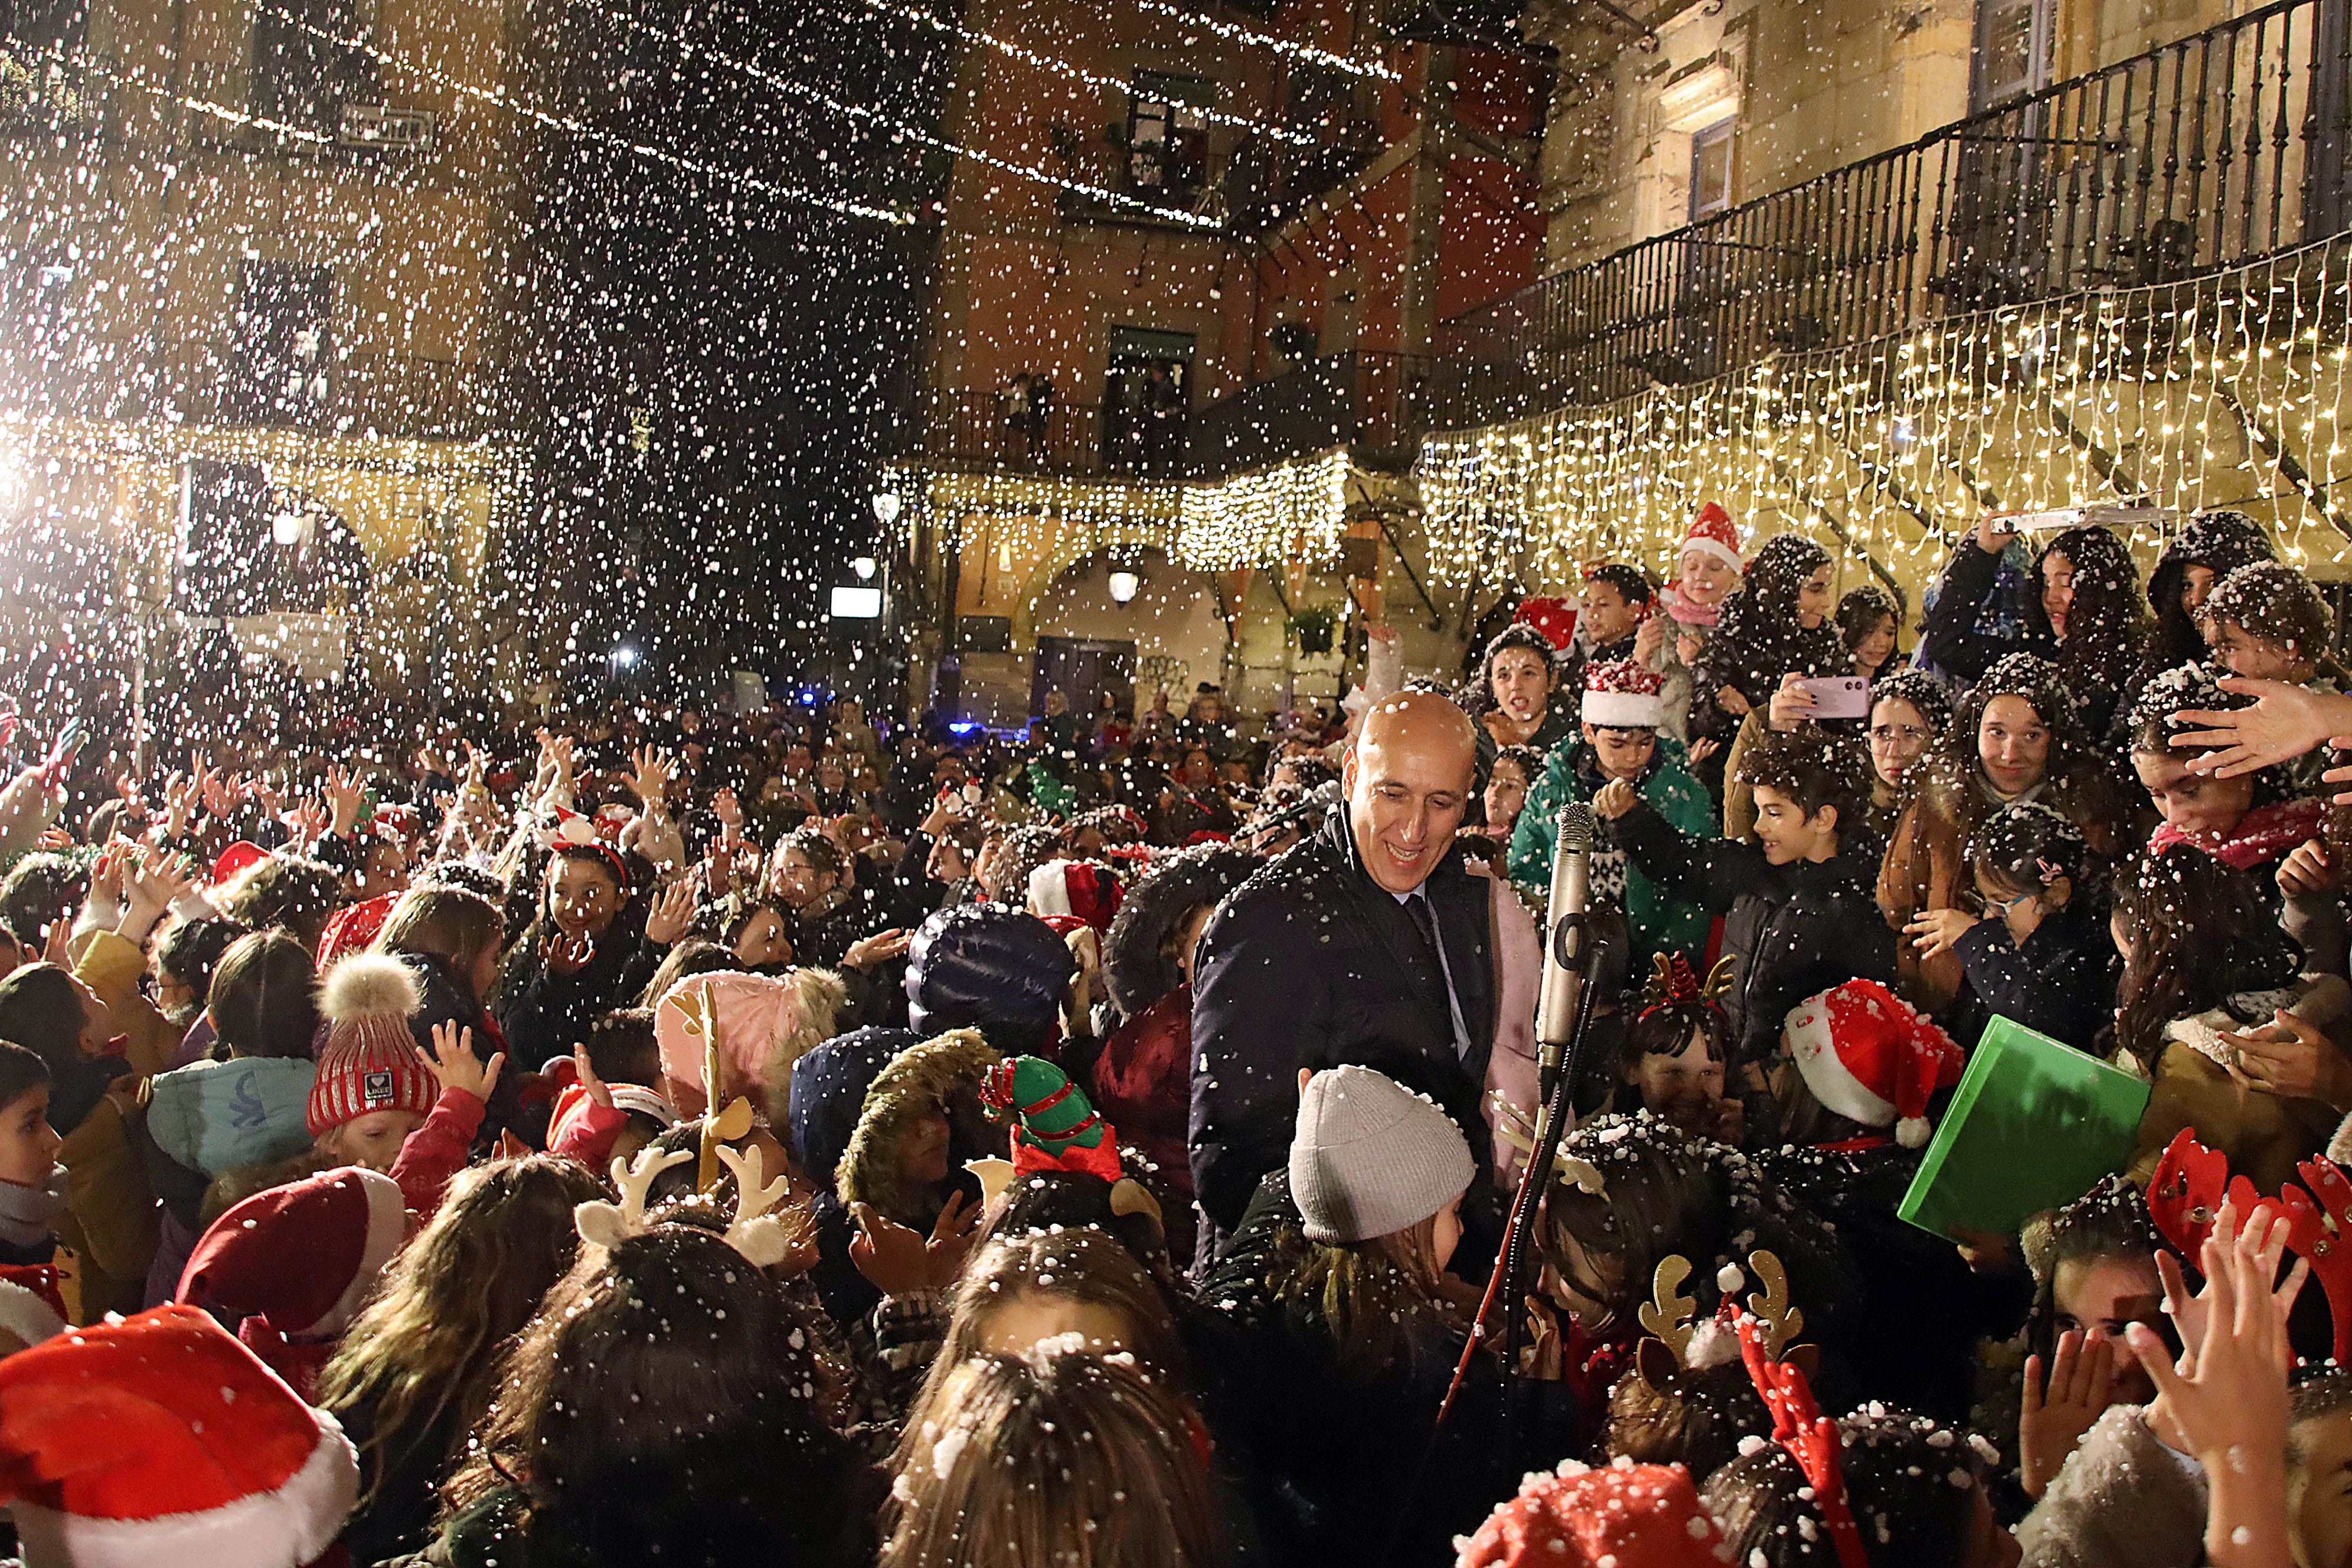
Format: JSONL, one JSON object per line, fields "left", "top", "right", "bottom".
{"left": 1289, "top": 1065, "right": 1476, "bottom": 1244}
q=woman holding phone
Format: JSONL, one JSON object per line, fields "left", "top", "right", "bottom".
{"left": 1919, "top": 513, "right": 2146, "bottom": 741}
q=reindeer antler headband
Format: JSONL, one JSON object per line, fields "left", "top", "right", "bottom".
{"left": 574, "top": 1142, "right": 805, "bottom": 1269}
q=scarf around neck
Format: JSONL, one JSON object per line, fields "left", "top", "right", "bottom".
{"left": 0, "top": 1165, "right": 68, "bottom": 1249}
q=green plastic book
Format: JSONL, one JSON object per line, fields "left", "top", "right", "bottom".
{"left": 1897, "top": 1015, "right": 2152, "bottom": 1240}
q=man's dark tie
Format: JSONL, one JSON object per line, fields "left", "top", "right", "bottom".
{"left": 1402, "top": 891, "right": 1470, "bottom": 1060}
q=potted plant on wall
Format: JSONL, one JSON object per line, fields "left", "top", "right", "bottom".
{"left": 1289, "top": 605, "right": 1337, "bottom": 656}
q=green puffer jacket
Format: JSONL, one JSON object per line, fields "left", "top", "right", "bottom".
{"left": 1507, "top": 738, "right": 1715, "bottom": 973}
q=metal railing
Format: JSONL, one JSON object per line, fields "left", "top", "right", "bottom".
{"left": 895, "top": 388, "right": 1198, "bottom": 478}
{"left": 1185, "top": 350, "right": 1428, "bottom": 476}
{"left": 1432, "top": 0, "right": 2352, "bottom": 424}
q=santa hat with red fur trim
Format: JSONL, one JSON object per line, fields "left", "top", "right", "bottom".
{"left": 1454, "top": 1458, "right": 1730, "bottom": 1567}
{"left": 1027, "top": 858, "right": 1123, "bottom": 936}
{"left": 1582, "top": 658, "right": 1666, "bottom": 730}
{"left": 177, "top": 1167, "right": 408, "bottom": 1343}
{"left": 0, "top": 1304, "right": 359, "bottom": 1568}
{"left": 1678, "top": 503, "right": 1744, "bottom": 571}
{"left": 1782, "top": 979, "right": 1964, "bottom": 1148}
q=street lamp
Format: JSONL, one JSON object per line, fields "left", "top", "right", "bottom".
{"left": 1107, "top": 569, "right": 1142, "bottom": 605}
{"left": 611, "top": 643, "right": 640, "bottom": 670}
{"left": 852, "top": 556, "right": 877, "bottom": 580}
{"left": 871, "top": 489, "right": 901, "bottom": 527}
{"left": 270, "top": 509, "right": 306, "bottom": 546}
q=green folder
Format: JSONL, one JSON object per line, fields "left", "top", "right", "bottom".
{"left": 1897, "top": 1015, "right": 2152, "bottom": 1240}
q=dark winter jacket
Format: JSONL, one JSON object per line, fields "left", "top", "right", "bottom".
{"left": 335, "top": 1392, "right": 462, "bottom": 1566}
{"left": 1942, "top": 900, "right": 2118, "bottom": 1053}
{"left": 1694, "top": 537, "right": 1844, "bottom": 741}
{"left": 492, "top": 923, "right": 661, "bottom": 1072}
{"left": 787, "top": 1027, "right": 914, "bottom": 1332}
{"left": 1919, "top": 537, "right": 2138, "bottom": 741}
{"left": 1193, "top": 1170, "right": 1549, "bottom": 1567}
{"left": 1189, "top": 807, "right": 1497, "bottom": 1244}
{"left": 1613, "top": 801, "right": 1895, "bottom": 1066}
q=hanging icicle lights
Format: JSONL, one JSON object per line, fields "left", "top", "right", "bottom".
{"left": 1177, "top": 449, "right": 1350, "bottom": 570}
{"left": 1415, "top": 233, "right": 2352, "bottom": 594}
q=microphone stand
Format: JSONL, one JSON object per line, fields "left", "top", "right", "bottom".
{"left": 1400, "top": 922, "right": 1606, "bottom": 1554}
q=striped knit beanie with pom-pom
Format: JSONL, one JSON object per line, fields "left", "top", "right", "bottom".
{"left": 306, "top": 953, "right": 433, "bottom": 1136}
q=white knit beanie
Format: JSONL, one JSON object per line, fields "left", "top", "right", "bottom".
{"left": 1289, "top": 1065, "right": 1476, "bottom": 1244}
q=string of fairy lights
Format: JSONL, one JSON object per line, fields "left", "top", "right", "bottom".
{"left": 1132, "top": 0, "right": 1399, "bottom": 81}
{"left": 849, "top": 0, "right": 1314, "bottom": 146}
{"left": 250, "top": 4, "right": 913, "bottom": 224}
{"left": 1415, "top": 233, "right": 2352, "bottom": 597}
{"left": 548, "top": 0, "right": 1221, "bottom": 228}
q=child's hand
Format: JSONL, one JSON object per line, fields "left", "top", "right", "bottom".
{"left": 1905, "top": 907, "right": 1983, "bottom": 958}
{"left": 544, "top": 931, "right": 594, "bottom": 975}
{"left": 1767, "top": 672, "right": 1817, "bottom": 733}
{"left": 2324, "top": 740, "right": 2352, "bottom": 807}
{"left": 1686, "top": 737, "right": 1720, "bottom": 767}
{"left": 420, "top": 1021, "right": 507, "bottom": 1103}
{"left": 2129, "top": 1201, "right": 2302, "bottom": 1567}
{"left": 642, "top": 876, "right": 700, "bottom": 947}
{"left": 2020, "top": 1328, "right": 2117, "bottom": 1498}
{"left": 572, "top": 1045, "right": 614, "bottom": 1110}
{"left": 2278, "top": 838, "right": 2341, "bottom": 897}
{"left": 2222, "top": 1008, "right": 2352, "bottom": 1108}
{"left": 848, "top": 1192, "right": 977, "bottom": 1295}
{"left": 323, "top": 764, "right": 367, "bottom": 838}
{"left": 712, "top": 787, "right": 743, "bottom": 831}
{"left": 1716, "top": 685, "right": 1752, "bottom": 717}
{"left": 1633, "top": 613, "right": 1666, "bottom": 667}
{"left": 1591, "top": 777, "right": 1638, "bottom": 820}
{"left": 842, "top": 928, "right": 912, "bottom": 972}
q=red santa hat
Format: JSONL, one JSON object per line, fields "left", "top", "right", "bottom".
{"left": 306, "top": 955, "right": 434, "bottom": 1137}
{"left": 1677, "top": 503, "right": 1744, "bottom": 571}
{"left": 178, "top": 1167, "right": 407, "bottom": 1345}
{"left": 209, "top": 841, "right": 269, "bottom": 889}
{"left": 0, "top": 1265, "right": 67, "bottom": 1349}
{"left": 313, "top": 893, "right": 396, "bottom": 972}
{"left": 1511, "top": 596, "right": 1579, "bottom": 652}
{"left": 1782, "top": 979, "right": 1964, "bottom": 1148}
{"left": 1454, "top": 1458, "right": 1730, "bottom": 1568}
{"left": 1027, "top": 858, "right": 1123, "bottom": 936}
{"left": 0, "top": 1304, "right": 360, "bottom": 1568}
{"left": 1581, "top": 658, "right": 1666, "bottom": 730}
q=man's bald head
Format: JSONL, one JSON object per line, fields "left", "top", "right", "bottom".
{"left": 1345, "top": 692, "right": 1478, "bottom": 893}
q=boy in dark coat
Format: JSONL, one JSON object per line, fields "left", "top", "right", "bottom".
{"left": 1597, "top": 724, "right": 1894, "bottom": 1069}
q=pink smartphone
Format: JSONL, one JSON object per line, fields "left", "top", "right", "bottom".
{"left": 1792, "top": 675, "right": 1872, "bottom": 720}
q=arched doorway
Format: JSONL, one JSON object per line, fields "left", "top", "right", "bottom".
{"left": 1031, "top": 546, "right": 1225, "bottom": 722}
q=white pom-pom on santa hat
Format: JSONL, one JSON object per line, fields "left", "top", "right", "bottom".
{"left": 1782, "top": 979, "right": 1964, "bottom": 1146}
{"left": 1582, "top": 658, "right": 1665, "bottom": 730}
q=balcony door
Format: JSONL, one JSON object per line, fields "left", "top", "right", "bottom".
{"left": 1103, "top": 325, "right": 1193, "bottom": 477}
{"left": 1943, "top": 0, "right": 2057, "bottom": 308}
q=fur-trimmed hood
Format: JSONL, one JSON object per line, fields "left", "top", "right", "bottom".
{"left": 834, "top": 1028, "right": 1000, "bottom": 1224}
{"left": 1102, "top": 843, "right": 1257, "bottom": 1019}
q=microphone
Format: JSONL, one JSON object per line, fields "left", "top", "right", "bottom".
{"left": 1245, "top": 778, "right": 1342, "bottom": 842}
{"left": 1535, "top": 801, "right": 1595, "bottom": 1102}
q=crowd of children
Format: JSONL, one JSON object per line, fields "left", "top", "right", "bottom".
{"left": 3, "top": 499, "right": 2352, "bottom": 1566}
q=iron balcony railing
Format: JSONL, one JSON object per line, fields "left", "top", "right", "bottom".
{"left": 1185, "top": 351, "right": 1429, "bottom": 476}
{"left": 897, "top": 388, "right": 1197, "bottom": 478}
{"left": 1432, "top": 0, "right": 2352, "bottom": 424}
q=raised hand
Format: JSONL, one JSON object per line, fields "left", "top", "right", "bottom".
{"left": 322, "top": 764, "right": 368, "bottom": 838}
{"left": 842, "top": 927, "right": 912, "bottom": 972}
{"left": 2019, "top": 1327, "right": 2117, "bottom": 1498}
{"left": 848, "top": 1190, "right": 978, "bottom": 1296}
{"left": 419, "top": 1021, "right": 506, "bottom": 1103}
{"left": 2171, "top": 678, "right": 2352, "bottom": 778}
{"left": 623, "top": 744, "right": 674, "bottom": 805}
{"left": 544, "top": 930, "right": 595, "bottom": 976}
{"left": 642, "top": 875, "right": 700, "bottom": 947}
